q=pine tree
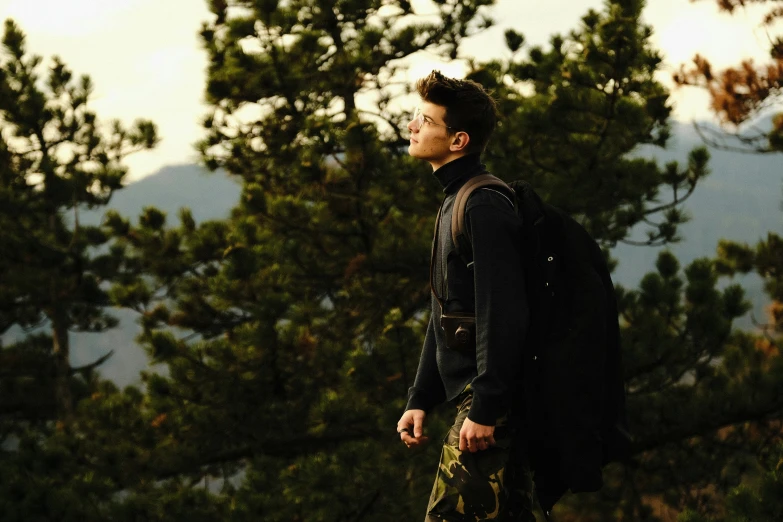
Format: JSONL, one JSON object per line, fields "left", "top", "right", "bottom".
{"left": 679, "top": 442, "right": 783, "bottom": 522}
{"left": 675, "top": 0, "right": 783, "bottom": 152}
{"left": 103, "top": 0, "right": 766, "bottom": 520}
{"left": 0, "top": 18, "right": 157, "bottom": 521}
{"left": 669, "top": 2, "right": 783, "bottom": 519}
{"left": 103, "top": 1, "right": 496, "bottom": 519}
{"left": 0, "top": 18, "right": 157, "bottom": 420}
{"left": 7, "top": 1, "right": 779, "bottom": 520}
{"left": 472, "top": 0, "right": 700, "bottom": 248}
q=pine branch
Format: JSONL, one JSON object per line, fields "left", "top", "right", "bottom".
{"left": 148, "top": 429, "right": 386, "bottom": 483}
{"left": 632, "top": 400, "right": 783, "bottom": 454}
{"left": 69, "top": 350, "right": 115, "bottom": 375}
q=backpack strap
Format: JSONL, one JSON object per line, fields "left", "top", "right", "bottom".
{"left": 451, "top": 174, "right": 513, "bottom": 261}
{"left": 429, "top": 197, "right": 447, "bottom": 311}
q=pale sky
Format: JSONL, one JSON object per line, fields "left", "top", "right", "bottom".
{"left": 0, "top": 0, "right": 777, "bottom": 181}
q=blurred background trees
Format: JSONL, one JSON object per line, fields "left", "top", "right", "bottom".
{"left": 676, "top": 0, "right": 782, "bottom": 153}
{"left": 1, "top": 0, "right": 782, "bottom": 520}
{"left": 675, "top": 1, "right": 783, "bottom": 520}
{"left": 0, "top": 17, "right": 158, "bottom": 520}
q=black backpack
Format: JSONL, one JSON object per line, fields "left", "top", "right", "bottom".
{"left": 452, "top": 174, "right": 631, "bottom": 495}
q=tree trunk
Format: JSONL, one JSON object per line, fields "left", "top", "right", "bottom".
{"left": 51, "top": 311, "right": 73, "bottom": 422}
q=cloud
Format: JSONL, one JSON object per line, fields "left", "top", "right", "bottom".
{"left": 2, "top": 0, "right": 212, "bottom": 181}
{"left": 3, "top": 0, "right": 136, "bottom": 36}
{"left": 647, "top": 0, "right": 773, "bottom": 69}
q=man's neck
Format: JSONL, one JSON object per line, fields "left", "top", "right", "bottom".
{"left": 430, "top": 152, "right": 468, "bottom": 172}
{"left": 431, "top": 153, "right": 484, "bottom": 194}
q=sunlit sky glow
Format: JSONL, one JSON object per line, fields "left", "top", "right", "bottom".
{"left": 0, "top": 0, "right": 776, "bottom": 181}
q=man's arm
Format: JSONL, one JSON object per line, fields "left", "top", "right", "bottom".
{"left": 405, "top": 311, "right": 446, "bottom": 412}
{"left": 464, "top": 193, "right": 528, "bottom": 426}
{"left": 398, "top": 312, "right": 445, "bottom": 447}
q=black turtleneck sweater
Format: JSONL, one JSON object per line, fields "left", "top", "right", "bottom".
{"left": 405, "top": 153, "right": 529, "bottom": 425}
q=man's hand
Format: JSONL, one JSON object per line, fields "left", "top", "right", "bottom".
{"left": 397, "top": 409, "right": 429, "bottom": 448}
{"left": 459, "top": 417, "right": 495, "bottom": 453}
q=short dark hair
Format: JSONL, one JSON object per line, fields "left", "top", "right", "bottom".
{"left": 415, "top": 70, "right": 498, "bottom": 154}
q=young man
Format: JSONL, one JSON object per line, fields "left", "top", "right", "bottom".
{"left": 396, "top": 71, "right": 535, "bottom": 521}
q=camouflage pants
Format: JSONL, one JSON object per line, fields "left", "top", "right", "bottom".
{"left": 425, "top": 391, "right": 535, "bottom": 522}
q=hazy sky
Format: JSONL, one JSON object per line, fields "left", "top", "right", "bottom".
{"left": 1, "top": 0, "right": 777, "bottom": 181}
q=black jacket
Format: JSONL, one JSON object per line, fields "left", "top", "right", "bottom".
{"left": 405, "top": 154, "right": 528, "bottom": 426}
{"left": 511, "top": 180, "right": 630, "bottom": 494}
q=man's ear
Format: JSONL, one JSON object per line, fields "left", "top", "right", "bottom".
{"left": 449, "top": 131, "right": 470, "bottom": 152}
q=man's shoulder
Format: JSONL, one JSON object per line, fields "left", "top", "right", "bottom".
{"left": 463, "top": 184, "right": 515, "bottom": 215}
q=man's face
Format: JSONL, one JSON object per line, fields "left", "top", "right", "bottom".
{"left": 407, "top": 101, "right": 457, "bottom": 170}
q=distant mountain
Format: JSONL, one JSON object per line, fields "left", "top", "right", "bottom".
{"left": 82, "top": 164, "right": 242, "bottom": 227}
{"left": 70, "top": 165, "right": 241, "bottom": 387}
{"left": 30, "top": 128, "right": 783, "bottom": 386}
{"left": 612, "top": 122, "right": 782, "bottom": 330}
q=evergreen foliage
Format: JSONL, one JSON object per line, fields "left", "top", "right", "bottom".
{"left": 0, "top": 18, "right": 157, "bottom": 422}
{"left": 678, "top": 0, "right": 783, "bottom": 152}
{"left": 672, "top": 2, "right": 783, "bottom": 519}
{"left": 0, "top": 18, "right": 157, "bottom": 521}
{"left": 2, "top": 1, "right": 783, "bottom": 520}
{"left": 679, "top": 442, "right": 783, "bottom": 522}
